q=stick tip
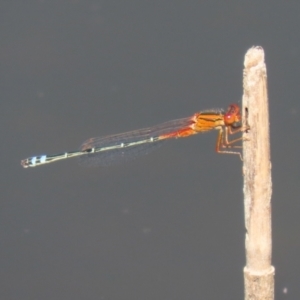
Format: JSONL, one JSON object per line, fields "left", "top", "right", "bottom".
{"left": 244, "top": 46, "right": 265, "bottom": 69}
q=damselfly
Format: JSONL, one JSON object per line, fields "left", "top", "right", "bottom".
{"left": 21, "top": 104, "right": 245, "bottom": 168}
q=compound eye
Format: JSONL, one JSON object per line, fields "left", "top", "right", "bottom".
{"left": 224, "top": 104, "right": 241, "bottom": 125}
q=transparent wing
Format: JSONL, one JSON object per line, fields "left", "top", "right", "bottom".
{"left": 78, "top": 116, "right": 194, "bottom": 167}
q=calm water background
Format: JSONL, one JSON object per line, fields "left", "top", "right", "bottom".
{"left": 1, "top": 2, "right": 298, "bottom": 299}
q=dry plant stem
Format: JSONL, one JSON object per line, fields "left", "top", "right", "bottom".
{"left": 242, "top": 47, "right": 274, "bottom": 300}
